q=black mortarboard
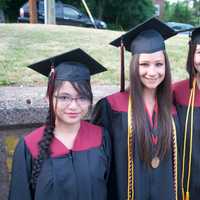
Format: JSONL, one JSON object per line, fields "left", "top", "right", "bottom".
{"left": 191, "top": 27, "right": 200, "bottom": 43}
{"left": 175, "top": 26, "right": 200, "bottom": 44}
{"left": 28, "top": 48, "right": 107, "bottom": 81}
{"left": 110, "top": 17, "right": 176, "bottom": 54}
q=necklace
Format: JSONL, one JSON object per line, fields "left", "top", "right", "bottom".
{"left": 150, "top": 110, "right": 160, "bottom": 169}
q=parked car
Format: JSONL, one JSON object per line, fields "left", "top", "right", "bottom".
{"left": 166, "top": 21, "right": 194, "bottom": 34}
{"left": 18, "top": 0, "right": 107, "bottom": 29}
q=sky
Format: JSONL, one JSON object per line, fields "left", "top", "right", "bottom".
{"left": 166, "top": 0, "right": 184, "bottom": 3}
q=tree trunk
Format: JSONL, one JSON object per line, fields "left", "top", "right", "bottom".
{"left": 29, "top": 0, "right": 38, "bottom": 23}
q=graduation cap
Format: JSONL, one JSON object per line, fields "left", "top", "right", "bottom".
{"left": 190, "top": 27, "right": 200, "bottom": 43}
{"left": 110, "top": 17, "right": 177, "bottom": 91}
{"left": 110, "top": 17, "right": 177, "bottom": 54}
{"left": 28, "top": 48, "right": 107, "bottom": 81}
{"left": 175, "top": 26, "right": 200, "bottom": 44}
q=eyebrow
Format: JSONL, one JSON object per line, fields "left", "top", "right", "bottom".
{"left": 56, "top": 92, "right": 71, "bottom": 96}
{"left": 139, "top": 59, "right": 164, "bottom": 62}
{"left": 57, "top": 92, "right": 81, "bottom": 97}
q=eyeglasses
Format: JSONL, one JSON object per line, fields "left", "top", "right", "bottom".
{"left": 54, "top": 95, "right": 90, "bottom": 107}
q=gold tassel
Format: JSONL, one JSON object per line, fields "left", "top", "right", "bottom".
{"left": 185, "top": 192, "right": 190, "bottom": 200}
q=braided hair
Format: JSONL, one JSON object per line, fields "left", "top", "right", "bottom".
{"left": 30, "top": 76, "right": 93, "bottom": 190}
{"left": 30, "top": 110, "right": 54, "bottom": 190}
{"left": 30, "top": 68, "right": 56, "bottom": 190}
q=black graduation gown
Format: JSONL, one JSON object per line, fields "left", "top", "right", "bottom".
{"left": 173, "top": 79, "right": 200, "bottom": 200}
{"left": 91, "top": 91, "right": 179, "bottom": 200}
{"left": 8, "top": 121, "right": 111, "bottom": 200}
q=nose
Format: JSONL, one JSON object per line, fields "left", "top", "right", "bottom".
{"left": 147, "top": 65, "right": 157, "bottom": 76}
{"left": 67, "top": 99, "right": 79, "bottom": 109}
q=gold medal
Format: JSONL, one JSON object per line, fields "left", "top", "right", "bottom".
{"left": 151, "top": 156, "right": 160, "bottom": 168}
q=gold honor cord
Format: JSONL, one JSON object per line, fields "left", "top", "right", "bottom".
{"left": 172, "top": 118, "right": 178, "bottom": 200}
{"left": 128, "top": 95, "right": 134, "bottom": 200}
{"left": 181, "top": 78, "right": 196, "bottom": 200}
{"left": 127, "top": 96, "right": 178, "bottom": 200}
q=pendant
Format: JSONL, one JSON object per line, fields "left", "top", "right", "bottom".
{"left": 151, "top": 156, "right": 160, "bottom": 169}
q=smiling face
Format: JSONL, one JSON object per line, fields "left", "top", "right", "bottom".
{"left": 194, "top": 44, "right": 200, "bottom": 74}
{"left": 53, "top": 81, "right": 91, "bottom": 126}
{"left": 138, "top": 50, "right": 166, "bottom": 91}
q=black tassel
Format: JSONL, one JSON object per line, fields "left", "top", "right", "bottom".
{"left": 47, "top": 65, "right": 56, "bottom": 127}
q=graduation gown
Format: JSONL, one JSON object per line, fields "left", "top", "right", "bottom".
{"left": 9, "top": 121, "right": 111, "bottom": 200}
{"left": 91, "top": 91, "right": 179, "bottom": 200}
{"left": 173, "top": 79, "right": 200, "bottom": 200}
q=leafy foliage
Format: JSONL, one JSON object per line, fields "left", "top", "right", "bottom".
{"left": 0, "top": 0, "right": 26, "bottom": 21}
{"left": 83, "top": 0, "right": 155, "bottom": 30}
{"left": 163, "top": 1, "right": 194, "bottom": 25}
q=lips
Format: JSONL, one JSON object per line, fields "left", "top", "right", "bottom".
{"left": 65, "top": 112, "right": 80, "bottom": 118}
{"left": 146, "top": 78, "right": 158, "bottom": 83}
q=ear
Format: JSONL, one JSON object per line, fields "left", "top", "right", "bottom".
{"left": 44, "top": 96, "right": 55, "bottom": 107}
{"left": 83, "top": 103, "right": 92, "bottom": 120}
{"left": 45, "top": 96, "right": 49, "bottom": 104}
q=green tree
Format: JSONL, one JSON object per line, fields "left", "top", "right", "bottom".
{"left": 63, "top": 0, "right": 155, "bottom": 30}
{"left": 163, "top": 1, "right": 173, "bottom": 21}
{"left": 87, "top": 0, "right": 155, "bottom": 30}
{"left": 0, "top": 0, "right": 7, "bottom": 9}
{"left": 173, "top": 2, "right": 193, "bottom": 23}
{"left": 0, "top": 0, "right": 26, "bottom": 21}
{"left": 163, "top": 1, "right": 194, "bottom": 24}
{"left": 191, "top": 0, "right": 200, "bottom": 24}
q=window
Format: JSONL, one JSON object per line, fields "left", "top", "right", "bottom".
{"left": 55, "top": 2, "right": 63, "bottom": 18}
{"left": 63, "top": 7, "right": 80, "bottom": 19}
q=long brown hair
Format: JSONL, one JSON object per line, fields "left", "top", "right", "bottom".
{"left": 129, "top": 51, "right": 172, "bottom": 165}
{"left": 186, "top": 41, "right": 197, "bottom": 88}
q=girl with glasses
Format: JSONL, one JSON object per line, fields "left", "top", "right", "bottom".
{"left": 9, "top": 48, "right": 111, "bottom": 200}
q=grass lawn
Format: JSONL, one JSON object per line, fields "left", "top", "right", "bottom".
{"left": 0, "top": 23, "right": 189, "bottom": 86}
